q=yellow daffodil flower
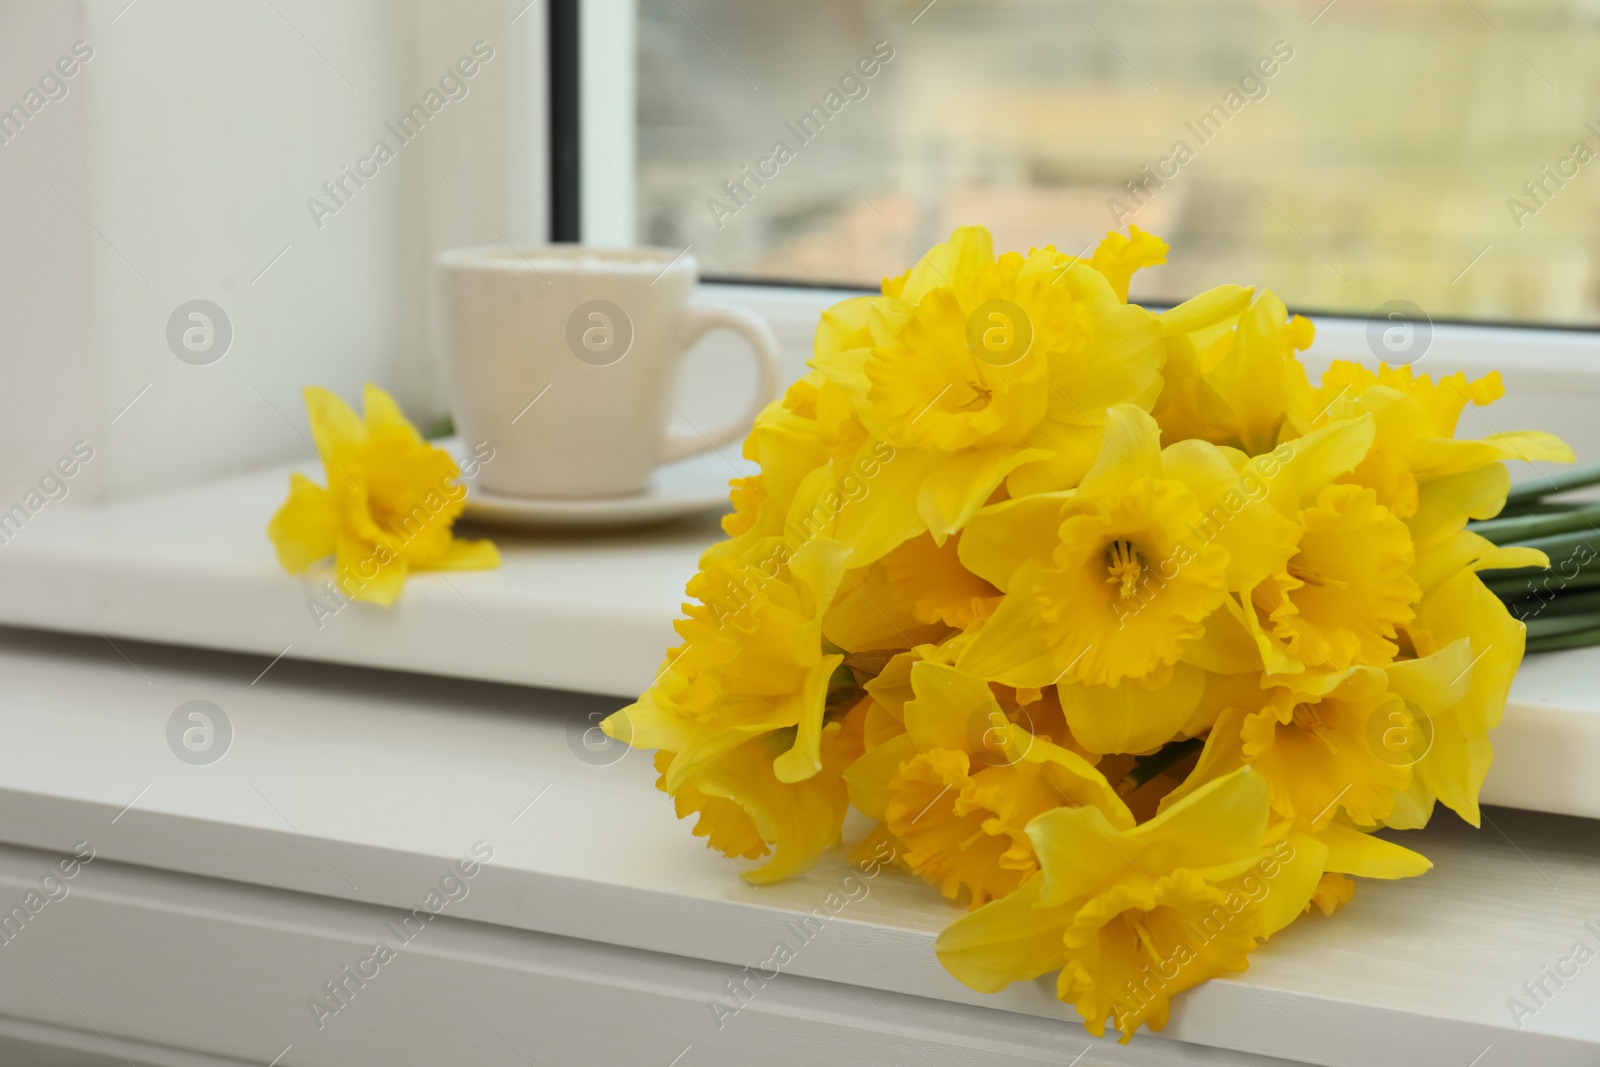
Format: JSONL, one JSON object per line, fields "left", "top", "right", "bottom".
{"left": 845, "top": 661, "right": 1127, "bottom": 908}
{"left": 647, "top": 707, "right": 863, "bottom": 886}
{"left": 602, "top": 537, "right": 854, "bottom": 881}
{"left": 806, "top": 226, "right": 1166, "bottom": 566}
{"left": 956, "top": 405, "right": 1296, "bottom": 688}
{"left": 1235, "top": 415, "right": 1421, "bottom": 672}
{"left": 1394, "top": 566, "right": 1528, "bottom": 827}
{"left": 1166, "top": 639, "right": 1473, "bottom": 831}
{"left": 822, "top": 532, "right": 999, "bottom": 653}
{"left": 266, "top": 384, "right": 498, "bottom": 606}
{"left": 712, "top": 374, "right": 863, "bottom": 548}
{"left": 1090, "top": 225, "right": 1169, "bottom": 302}
{"left": 1239, "top": 668, "right": 1417, "bottom": 829}
{"left": 936, "top": 769, "right": 1322, "bottom": 1041}
{"left": 1155, "top": 289, "right": 1314, "bottom": 456}
{"left": 1289, "top": 362, "right": 1573, "bottom": 520}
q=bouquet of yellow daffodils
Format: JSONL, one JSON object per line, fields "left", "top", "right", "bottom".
{"left": 602, "top": 226, "right": 1572, "bottom": 1041}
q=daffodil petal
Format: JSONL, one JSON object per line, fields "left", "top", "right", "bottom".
{"left": 1180, "top": 598, "right": 1264, "bottom": 675}
{"left": 829, "top": 448, "right": 945, "bottom": 567}
{"left": 1413, "top": 530, "right": 1537, "bottom": 592}
{"left": 902, "top": 660, "right": 997, "bottom": 751}
{"left": 1008, "top": 421, "right": 1104, "bottom": 496}
{"left": 266, "top": 472, "right": 338, "bottom": 573}
{"left": 424, "top": 537, "right": 501, "bottom": 570}
{"left": 1158, "top": 283, "right": 1253, "bottom": 338}
{"left": 1157, "top": 706, "right": 1249, "bottom": 812}
{"left": 604, "top": 685, "right": 701, "bottom": 755}
{"left": 1246, "top": 414, "right": 1374, "bottom": 519}
{"left": 1077, "top": 405, "right": 1164, "bottom": 495}
{"left": 955, "top": 563, "right": 1071, "bottom": 688}
{"left": 1047, "top": 304, "right": 1164, "bottom": 423}
{"left": 362, "top": 382, "right": 423, "bottom": 442}
{"left": 1320, "top": 820, "right": 1432, "bottom": 878}
{"left": 957, "top": 493, "right": 1072, "bottom": 591}
{"left": 693, "top": 736, "right": 848, "bottom": 885}
{"left": 935, "top": 873, "right": 1065, "bottom": 993}
{"left": 1408, "top": 465, "right": 1509, "bottom": 555}
{"left": 1384, "top": 637, "right": 1472, "bottom": 714}
{"left": 1255, "top": 832, "right": 1328, "bottom": 937}
{"left": 1091, "top": 225, "right": 1168, "bottom": 302}
{"left": 1129, "top": 767, "right": 1269, "bottom": 874}
{"left": 919, "top": 447, "right": 1048, "bottom": 544}
{"left": 1411, "top": 430, "right": 1574, "bottom": 477}
{"left": 342, "top": 550, "right": 408, "bottom": 606}
{"left": 774, "top": 653, "right": 844, "bottom": 784}
{"left": 304, "top": 386, "right": 367, "bottom": 463}
{"left": 1161, "top": 438, "right": 1300, "bottom": 591}
{"left": 1057, "top": 662, "right": 1206, "bottom": 755}
{"left": 1015, "top": 733, "right": 1135, "bottom": 830}
{"left": 1025, "top": 805, "right": 1142, "bottom": 904}
{"left": 842, "top": 733, "right": 917, "bottom": 821}
{"left": 900, "top": 225, "right": 994, "bottom": 304}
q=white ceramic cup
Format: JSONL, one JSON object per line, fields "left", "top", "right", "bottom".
{"left": 438, "top": 245, "right": 781, "bottom": 499}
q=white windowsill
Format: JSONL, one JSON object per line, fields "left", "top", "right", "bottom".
{"left": 0, "top": 286, "right": 1596, "bottom": 820}
{"left": 0, "top": 627, "right": 1594, "bottom": 1066}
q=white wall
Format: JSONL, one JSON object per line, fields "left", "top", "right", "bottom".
{"left": 0, "top": 0, "right": 548, "bottom": 503}
{"left": 0, "top": 1, "right": 100, "bottom": 505}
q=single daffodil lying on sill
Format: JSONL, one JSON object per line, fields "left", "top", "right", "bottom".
{"left": 267, "top": 383, "right": 498, "bottom": 606}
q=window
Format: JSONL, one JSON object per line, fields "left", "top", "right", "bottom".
{"left": 632, "top": 0, "right": 1600, "bottom": 328}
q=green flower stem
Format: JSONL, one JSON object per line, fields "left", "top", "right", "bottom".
{"left": 1484, "top": 566, "right": 1600, "bottom": 599}
{"left": 1502, "top": 462, "right": 1600, "bottom": 509}
{"left": 1525, "top": 611, "right": 1600, "bottom": 641}
{"left": 1496, "top": 528, "right": 1600, "bottom": 560}
{"left": 1467, "top": 504, "right": 1600, "bottom": 545}
{"left": 1526, "top": 625, "right": 1600, "bottom": 653}
{"left": 1496, "top": 502, "right": 1595, "bottom": 518}
{"left": 1504, "top": 588, "right": 1600, "bottom": 620}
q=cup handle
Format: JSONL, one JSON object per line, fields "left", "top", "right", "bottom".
{"left": 658, "top": 301, "right": 781, "bottom": 464}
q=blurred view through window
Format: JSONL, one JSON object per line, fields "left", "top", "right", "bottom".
{"left": 637, "top": 0, "right": 1600, "bottom": 327}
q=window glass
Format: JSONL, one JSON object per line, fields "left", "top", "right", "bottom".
{"left": 637, "top": 0, "right": 1600, "bottom": 326}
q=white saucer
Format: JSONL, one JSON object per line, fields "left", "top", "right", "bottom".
{"left": 458, "top": 448, "right": 754, "bottom": 530}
